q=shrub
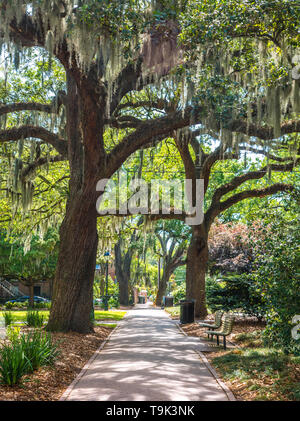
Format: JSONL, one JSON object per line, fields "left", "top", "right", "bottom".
{"left": 19, "top": 330, "right": 59, "bottom": 371}
{"left": 108, "top": 296, "right": 119, "bottom": 308}
{"left": 2, "top": 311, "right": 13, "bottom": 326}
{"left": 173, "top": 282, "right": 186, "bottom": 304}
{"left": 250, "top": 219, "right": 300, "bottom": 355}
{"left": 4, "top": 301, "right": 30, "bottom": 310}
{"left": 6, "top": 326, "right": 21, "bottom": 343}
{"left": 0, "top": 341, "right": 31, "bottom": 386}
{"left": 0, "top": 330, "right": 59, "bottom": 385}
{"left": 4, "top": 302, "right": 14, "bottom": 310}
{"left": 206, "top": 274, "right": 266, "bottom": 320}
{"left": 33, "top": 302, "right": 51, "bottom": 309}
{"left": 26, "top": 310, "right": 44, "bottom": 327}
{"left": 100, "top": 295, "right": 119, "bottom": 309}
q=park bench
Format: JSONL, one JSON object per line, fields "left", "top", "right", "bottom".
{"left": 198, "top": 310, "right": 224, "bottom": 338}
{"left": 205, "top": 313, "right": 235, "bottom": 350}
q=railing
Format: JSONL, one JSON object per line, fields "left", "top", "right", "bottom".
{"left": 0, "top": 278, "right": 22, "bottom": 298}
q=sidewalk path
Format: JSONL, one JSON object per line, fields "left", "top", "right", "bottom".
{"left": 63, "top": 304, "right": 231, "bottom": 401}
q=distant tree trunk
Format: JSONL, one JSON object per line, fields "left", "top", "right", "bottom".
{"left": 115, "top": 240, "right": 132, "bottom": 306}
{"left": 185, "top": 224, "right": 208, "bottom": 319}
{"left": 155, "top": 267, "right": 170, "bottom": 306}
{"left": 28, "top": 284, "right": 34, "bottom": 308}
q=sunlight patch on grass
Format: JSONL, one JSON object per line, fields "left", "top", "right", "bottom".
{"left": 164, "top": 306, "right": 180, "bottom": 317}
{"left": 94, "top": 310, "right": 126, "bottom": 321}
{"left": 3, "top": 310, "right": 49, "bottom": 322}
{"left": 96, "top": 323, "right": 117, "bottom": 328}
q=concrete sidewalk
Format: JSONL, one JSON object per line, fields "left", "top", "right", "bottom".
{"left": 62, "top": 304, "right": 232, "bottom": 401}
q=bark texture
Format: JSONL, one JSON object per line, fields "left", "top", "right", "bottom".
{"left": 185, "top": 225, "right": 208, "bottom": 319}
{"left": 47, "top": 72, "right": 103, "bottom": 332}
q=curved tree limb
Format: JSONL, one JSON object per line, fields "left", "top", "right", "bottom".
{"left": 0, "top": 126, "right": 68, "bottom": 156}
{"left": 0, "top": 91, "right": 67, "bottom": 116}
{"left": 205, "top": 183, "right": 293, "bottom": 228}
{"left": 228, "top": 119, "right": 300, "bottom": 139}
{"left": 210, "top": 160, "right": 298, "bottom": 205}
{"left": 21, "top": 155, "right": 67, "bottom": 180}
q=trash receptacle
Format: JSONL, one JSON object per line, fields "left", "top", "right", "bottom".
{"left": 138, "top": 296, "right": 145, "bottom": 304}
{"left": 180, "top": 299, "right": 195, "bottom": 324}
{"left": 164, "top": 296, "right": 174, "bottom": 307}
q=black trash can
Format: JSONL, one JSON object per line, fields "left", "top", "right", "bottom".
{"left": 180, "top": 299, "right": 195, "bottom": 324}
{"left": 164, "top": 296, "right": 174, "bottom": 307}
{"left": 138, "top": 296, "right": 145, "bottom": 304}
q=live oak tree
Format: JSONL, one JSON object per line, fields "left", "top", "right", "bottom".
{"left": 175, "top": 0, "right": 300, "bottom": 317}
{"left": 106, "top": 0, "right": 299, "bottom": 317}
{"left": 138, "top": 0, "right": 300, "bottom": 317}
{"left": 114, "top": 219, "right": 142, "bottom": 306}
{"left": 0, "top": 1, "right": 196, "bottom": 332}
{"left": 154, "top": 220, "right": 188, "bottom": 306}
{"left": 0, "top": 1, "right": 299, "bottom": 326}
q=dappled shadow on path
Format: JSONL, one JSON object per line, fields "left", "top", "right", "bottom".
{"left": 66, "top": 308, "right": 228, "bottom": 401}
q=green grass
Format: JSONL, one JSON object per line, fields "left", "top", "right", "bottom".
{"left": 212, "top": 348, "right": 300, "bottom": 400}
{"left": 164, "top": 306, "right": 212, "bottom": 317}
{"left": 96, "top": 323, "right": 117, "bottom": 328}
{"left": 2, "top": 310, "right": 49, "bottom": 323}
{"left": 3, "top": 310, "right": 126, "bottom": 324}
{"left": 94, "top": 310, "right": 126, "bottom": 321}
{"left": 164, "top": 306, "right": 180, "bottom": 317}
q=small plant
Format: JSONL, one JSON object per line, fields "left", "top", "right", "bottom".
{"left": 34, "top": 302, "right": 51, "bottom": 309}
{"left": 4, "top": 302, "right": 14, "bottom": 310}
{"left": 6, "top": 326, "right": 21, "bottom": 343}
{"left": 0, "top": 342, "right": 31, "bottom": 386}
{"left": 2, "top": 311, "right": 13, "bottom": 326}
{"left": 26, "top": 310, "right": 44, "bottom": 327}
{"left": 0, "top": 330, "right": 59, "bottom": 385}
{"left": 19, "top": 330, "right": 59, "bottom": 371}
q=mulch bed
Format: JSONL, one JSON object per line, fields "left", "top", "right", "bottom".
{"left": 0, "top": 326, "right": 112, "bottom": 401}
{"left": 180, "top": 317, "right": 300, "bottom": 401}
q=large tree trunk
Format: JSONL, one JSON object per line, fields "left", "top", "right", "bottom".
{"left": 186, "top": 224, "right": 208, "bottom": 319}
{"left": 47, "top": 191, "right": 98, "bottom": 332}
{"left": 47, "top": 71, "right": 104, "bottom": 333}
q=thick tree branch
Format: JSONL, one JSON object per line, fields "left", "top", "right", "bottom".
{"left": 228, "top": 119, "right": 300, "bottom": 139}
{"left": 98, "top": 207, "right": 187, "bottom": 221}
{"left": 0, "top": 92, "right": 66, "bottom": 116}
{"left": 218, "top": 183, "right": 293, "bottom": 215}
{"left": 239, "top": 146, "right": 300, "bottom": 162}
{"left": 21, "top": 155, "right": 66, "bottom": 180}
{"left": 205, "top": 183, "right": 293, "bottom": 228}
{"left": 1, "top": 4, "right": 45, "bottom": 48}
{"left": 106, "top": 107, "right": 203, "bottom": 176}
{"left": 114, "top": 99, "right": 173, "bottom": 115}
{"left": 0, "top": 126, "right": 68, "bottom": 156}
{"left": 210, "top": 160, "right": 298, "bottom": 205}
